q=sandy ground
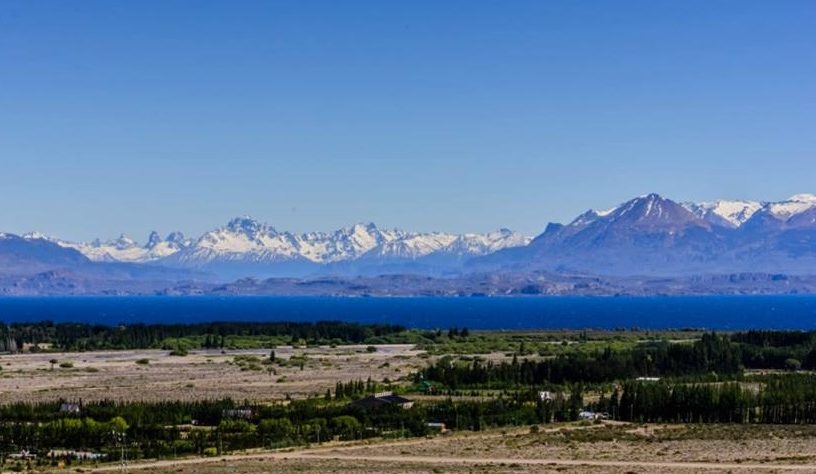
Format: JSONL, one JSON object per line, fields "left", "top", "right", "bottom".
{"left": 85, "top": 423, "right": 816, "bottom": 473}
{"left": 4, "top": 347, "right": 815, "bottom": 473}
{"left": 332, "top": 423, "right": 816, "bottom": 466}
{"left": 99, "top": 456, "right": 815, "bottom": 474}
{"left": 0, "top": 345, "right": 424, "bottom": 403}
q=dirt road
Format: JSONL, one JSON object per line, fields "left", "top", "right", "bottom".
{"left": 90, "top": 424, "right": 816, "bottom": 473}
{"left": 90, "top": 450, "right": 816, "bottom": 472}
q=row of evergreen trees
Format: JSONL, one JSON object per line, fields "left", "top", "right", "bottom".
{"left": 4, "top": 376, "right": 816, "bottom": 461}
{"left": 420, "top": 334, "right": 742, "bottom": 388}
{"left": 0, "top": 392, "right": 595, "bottom": 461}
{"left": 0, "top": 321, "right": 405, "bottom": 351}
{"left": 420, "top": 332, "right": 816, "bottom": 390}
{"left": 596, "top": 374, "right": 816, "bottom": 424}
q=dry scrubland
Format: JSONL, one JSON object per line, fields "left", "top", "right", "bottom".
{"left": 3, "top": 340, "right": 816, "bottom": 473}
{"left": 0, "top": 345, "right": 423, "bottom": 403}
{"left": 134, "top": 458, "right": 712, "bottom": 474}
{"left": 331, "top": 423, "right": 816, "bottom": 466}
{"left": 101, "top": 423, "right": 816, "bottom": 473}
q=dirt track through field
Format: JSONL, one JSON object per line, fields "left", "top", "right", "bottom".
{"left": 90, "top": 450, "right": 816, "bottom": 472}
{"left": 279, "top": 453, "right": 816, "bottom": 471}
{"left": 90, "top": 424, "right": 816, "bottom": 473}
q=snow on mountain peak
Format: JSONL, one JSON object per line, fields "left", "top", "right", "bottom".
{"left": 682, "top": 199, "right": 762, "bottom": 228}
{"left": 166, "top": 232, "right": 188, "bottom": 245}
{"left": 22, "top": 231, "right": 53, "bottom": 241}
{"left": 607, "top": 194, "right": 691, "bottom": 223}
{"left": 766, "top": 194, "right": 816, "bottom": 219}
{"left": 164, "top": 217, "right": 531, "bottom": 265}
{"left": 569, "top": 210, "right": 602, "bottom": 227}
{"left": 14, "top": 218, "right": 529, "bottom": 268}
{"left": 595, "top": 206, "right": 617, "bottom": 217}
{"left": 110, "top": 234, "right": 138, "bottom": 250}
{"left": 677, "top": 194, "right": 815, "bottom": 227}
{"left": 225, "top": 216, "right": 275, "bottom": 238}
{"left": 11, "top": 193, "right": 816, "bottom": 274}
{"left": 20, "top": 231, "right": 190, "bottom": 263}
{"left": 569, "top": 194, "right": 672, "bottom": 227}
{"left": 788, "top": 193, "right": 816, "bottom": 202}
{"left": 447, "top": 229, "right": 531, "bottom": 256}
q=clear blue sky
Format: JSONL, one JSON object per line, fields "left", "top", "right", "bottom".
{"left": 1, "top": 1, "right": 814, "bottom": 241}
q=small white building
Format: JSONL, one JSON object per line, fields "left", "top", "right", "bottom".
{"left": 578, "top": 410, "right": 608, "bottom": 421}
{"left": 8, "top": 450, "right": 35, "bottom": 460}
{"left": 222, "top": 408, "right": 254, "bottom": 419}
{"left": 59, "top": 403, "right": 81, "bottom": 414}
{"left": 48, "top": 450, "right": 104, "bottom": 460}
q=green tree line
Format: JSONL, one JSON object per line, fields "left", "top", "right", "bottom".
{"left": 599, "top": 374, "right": 816, "bottom": 424}
{"left": 0, "top": 321, "right": 405, "bottom": 352}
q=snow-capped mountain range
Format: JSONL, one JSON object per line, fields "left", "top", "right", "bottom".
{"left": 22, "top": 218, "right": 530, "bottom": 269}
{"left": 475, "top": 193, "right": 816, "bottom": 276}
{"left": 565, "top": 194, "right": 816, "bottom": 230}
{"left": 12, "top": 193, "right": 816, "bottom": 281}
{"left": 681, "top": 194, "right": 816, "bottom": 228}
{"left": 23, "top": 231, "right": 193, "bottom": 263}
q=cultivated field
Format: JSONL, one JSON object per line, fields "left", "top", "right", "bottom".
{"left": 0, "top": 345, "right": 424, "bottom": 403}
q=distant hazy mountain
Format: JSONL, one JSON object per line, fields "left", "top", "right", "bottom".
{"left": 681, "top": 194, "right": 816, "bottom": 228}
{"left": 24, "top": 218, "right": 528, "bottom": 274}
{"left": 0, "top": 233, "right": 90, "bottom": 275}
{"left": 0, "top": 232, "right": 195, "bottom": 296}
{"left": 682, "top": 199, "right": 763, "bottom": 227}
{"left": 23, "top": 217, "right": 516, "bottom": 278}
{"left": 10, "top": 193, "right": 816, "bottom": 285}
{"left": 24, "top": 231, "right": 193, "bottom": 263}
{"left": 476, "top": 193, "right": 816, "bottom": 276}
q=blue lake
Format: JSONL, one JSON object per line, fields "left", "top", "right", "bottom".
{"left": 1, "top": 296, "right": 816, "bottom": 330}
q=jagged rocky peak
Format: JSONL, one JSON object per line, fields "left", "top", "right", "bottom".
{"left": 146, "top": 231, "right": 162, "bottom": 249}
{"left": 619, "top": 193, "right": 668, "bottom": 216}
{"left": 17, "top": 192, "right": 815, "bottom": 269}
{"left": 349, "top": 222, "right": 378, "bottom": 232}
{"left": 588, "top": 193, "right": 702, "bottom": 229}
{"left": 166, "top": 231, "right": 188, "bottom": 245}
{"left": 340, "top": 221, "right": 383, "bottom": 238}
{"left": 111, "top": 234, "right": 139, "bottom": 250}
{"left": 338, "top": 222, "right": 392, "bottom": 248}
{"left": 164, "top": 231, "right": 187, "bottom": 244}
{"left": 543, "top": 223, "right": 564, "bottom": 234}
{"left": 145, "top": 231, "right": 189, "bottom": 250}
{"left": 569, "top": 193, "right": 683, "bottom": 227}
{"left": 225, "top": 216, "right": 274, "bottom": 237}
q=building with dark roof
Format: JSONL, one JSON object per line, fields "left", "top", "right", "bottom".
{"left": 347, "top": 391, "right": 414, "bottom": 410}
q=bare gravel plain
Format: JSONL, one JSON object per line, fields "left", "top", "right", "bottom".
{"left": 92, "top": 423, "right": 816, "bottom": 474}
{"left": 0, "top": 345, "right": 423, "bottom": 403}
